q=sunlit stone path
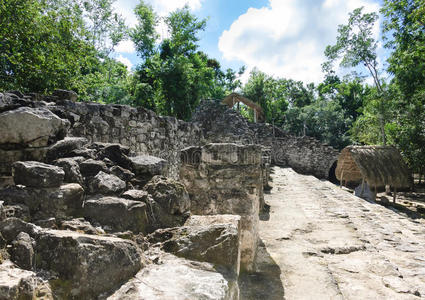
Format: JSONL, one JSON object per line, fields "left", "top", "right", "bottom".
{"left": 243, "top": 167, "right": 425, "bottom": 299}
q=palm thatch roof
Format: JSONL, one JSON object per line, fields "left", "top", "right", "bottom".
{"left": 335, "top": 146, "right": 411, "bottom": 188}
{"left": 222, "top": 93, "right": 265, "bottom": 122}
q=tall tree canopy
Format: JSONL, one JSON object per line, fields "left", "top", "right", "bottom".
{"left": 0, "top": 0, "right": 127, "bottom": 96}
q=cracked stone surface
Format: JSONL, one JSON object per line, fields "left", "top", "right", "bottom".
{"left": 246, "top": 167, "right": 425, "bottom": 300}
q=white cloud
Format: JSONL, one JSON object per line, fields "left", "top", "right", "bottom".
{"left": 116, "top": 54, "right": 133, "bottom": 70}
{"left": 218, "top": 0, "right": 380, "bottom": 83}
{"left": 113, "top": 0, "right": 138, "bottom": 27}
{"left": 115, "top": 40, "right": 136, "bottom": 53}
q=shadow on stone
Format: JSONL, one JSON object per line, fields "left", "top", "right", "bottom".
{"left": 239, "top": 239, "right": 284, "bottom": 300}
{"left": 259, "top": 203, "right": 270, "bottom": 221}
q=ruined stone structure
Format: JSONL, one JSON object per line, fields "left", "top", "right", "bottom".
{"left": 0, "top": 90, "right": 340, "bottom": 299}
{"left": 180, "top": 144, "right": 263, "bottom": 271}
{"left": 192, "top": 100, "right": 339, "bottom": 179}
{"left": 1, "top": 92, "right": 338, "bottom": 181}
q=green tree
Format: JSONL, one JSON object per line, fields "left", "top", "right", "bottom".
{"left": 381, "top": 0, "right": 425, "bottom": 176}
{"left": 323, "top": 7, "right": 389, "bottom": 145}
{"left": 242, "top": 69, "right": 289, "bottom": 125}
{"left": 131, "top": 4, "right": 226, "bottom": 120}
{"left": 0, "top": 0, "right": 129, "bottom": 97}
{"left": 131, "top": 1, "right": 158, "bottom": 61}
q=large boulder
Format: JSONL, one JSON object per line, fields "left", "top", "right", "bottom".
{"left": 79, "top": 159, "right": 108, "bottom": 178}
{"left": 110, "top": 166, "right": 135, "bottom": 182}
{"left": 129, "top": 155, "right": 167, "bottom": 178}
{"left": 96, "top": 143, "right": 132, "bottom": 169}
{"left": 59, "top": 218, "right": 102, "bottom": 235}
{"left": 0, "top": 183, "right": 84, "bottom": 220}
{"left": 10, "top": 232, "right": 34, "bottom": 270}
{"left": 2, "top": 204, "right": 30, "bottom": 221}
{"left": 0, "top": 92, "right": 31, "bottom": 113}
{"left": 84, "top": 197, "right": 148, "bottom": 233}
{"left": 122, "top": 189, "right": 151, "bottom": 202}
{"left": 52, "top": 89, "right": 78, "bottom": 101}
{"left": 148, "top": 215, "right": 241, "bottom": 275}
{"left": 143, "top": 176, "right": 190, "bottom": 230}
{"left": 54, "top": 157, "right": 84, "bottom": 185}
{"left": 108, "top": 252, "right": 238, "bottom": 300}
{"left": 12, "top": 161, "right": 65, "bottom": 188}
{"left": 0, "top": 107, "right": 68, "bottom": 148}
{"left": 46, "top": 137, "right": 88, "bottom": 161}
{"left": 35, "top": 230, "right": 142, "bottom": 298}
{"left": 89, "top": 171, "right": 126, "bottom": 195}
{"left": 0, "top": 260, "right": 52, "bottom": 299}
{"left": 0, "top": 218, "right": 41, "bottom": 242}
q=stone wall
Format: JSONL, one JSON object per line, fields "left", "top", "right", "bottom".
{"left": 0, "top": 92, "right": 204, "bottom": 179}
{"left": 192, "top": 100, "right": 339, "bottom": 179}
{"left": 1, "top": 91, "right": 339, "bottom": 181}
{"left": 180, "top": 143, "right": 263, "bottom": 272}
{"left": 52, "top": 100, "right": 204, "bottom": 179}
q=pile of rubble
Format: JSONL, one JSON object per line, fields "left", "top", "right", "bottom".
{"left": 0, "top": 91, "right": 248, "bottom": 299}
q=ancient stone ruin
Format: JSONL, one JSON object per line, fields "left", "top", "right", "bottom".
{"left": 0, "top": 90, "right": 338, "bottom": 299}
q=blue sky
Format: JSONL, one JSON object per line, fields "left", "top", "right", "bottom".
{"left": 113, "top": 0, "right": 385, "bottom": 84}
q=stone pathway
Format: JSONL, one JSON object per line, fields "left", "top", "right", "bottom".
{"left": 243, "top": 167, "right": 425, "bottom": 299}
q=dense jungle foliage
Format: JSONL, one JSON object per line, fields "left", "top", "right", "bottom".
{"left": 0, "top": 0, "right": 424, "bottom": 176}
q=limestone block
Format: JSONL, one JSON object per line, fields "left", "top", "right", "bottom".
{"left": 84, "top": 197, "right": 148, "bottom": 233}
{"left": 54, "top": 157, "right": 84, "bottom": 184}
{"left": 0, "top": 107, "right": 68, "bottom": 148}
{"left": 0, "top": 260, "right": 52, "bottom": 299}
{"left": 11, "top": 232, "right": 34, "bottom": 270}
{"left": 148, "top": 215, "right": 241, "bottom": 275}
{"left": 108, "top": 252, "right": 238, "bottom": 300}
{"left": 143, "top": 176, "right": 190, "bottom": 231}
{"left": 0, "top": 183, "right": 84, "bottom": 220}
{"left": 79, "top": 159, "right": 108, "bottom": 177}
{"left": 129, "top": 155, "right": 167, "bottom": 177}
{"left": 88, "top": 171, "right": 126, "bottom": 195}
{"left": 35, "top": 229, "right": 142, "bottom": 298}
{"left": 45, "top": 137, "right": 88, "bottom": 161}
{"left": 12, "top": 161, "right": 65, "bottom": 188}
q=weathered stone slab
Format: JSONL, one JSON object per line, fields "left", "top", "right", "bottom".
{"left": 0, "top": 183, "right": 84, "bottom": 220}
{"left": 143, "top": 176, "right": 190, "bottom": 230}
{"left": 122, "top": 189, "right": 150, "bottom": 202}
{"left": 46, "top": 137, "right": 88, "bottom": 161}
{"left": 79, "top": 159, "right": 108, "bottom": 177}
{"left": 11, "top": 232, "right": 34, "bottom": 270}
{"left": 0, "top": 218, "right": 41, "bottom": 243}
{"left": 88, "top": 171, "right": 126, "bottom": 195}
{"left": 0, "top": 260, "right": 52, "bottom": 299}
{"left": 35, "top": 229, "right": 142, "bottom": 298}
{"left": 0, "top": 107, "right": 68, "bottom": 148}
{"left": 149, "top": 214, "right": 241, "bottom": 275}
{"left": 12, "top": 161, "right": 65, "bottom": 188}
{"left": 130, "top": 155, "right": 167, "bottom": 177}
{"left": 84, "top": 197, "right": 148, "bottom": 233}
{"left": 54, "top": 157, "right": 84, "bottom": 184}
{"left": 108, "top": 252, "right": 238, "bottom": 300}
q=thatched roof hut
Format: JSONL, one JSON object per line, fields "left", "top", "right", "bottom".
{"left": 335, "top": 146, "right": 411, "bottom": 188}
{"left": 222, "top": 93, "right": 265, "bottom": 123}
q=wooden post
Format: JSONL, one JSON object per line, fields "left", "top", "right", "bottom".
{"left": 393, "top": 186, "right": 397, "bottom": 203}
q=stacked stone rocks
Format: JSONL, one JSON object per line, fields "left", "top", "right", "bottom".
{"left": 0, "top": 91, "right": 243, "bottom": 299}
{"left": 180, "top": 143, "right": 264, "bottom": 272}
{"left": 192, "top": 100, "right": 339, "bottom": 179}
